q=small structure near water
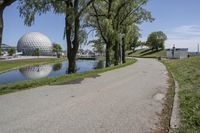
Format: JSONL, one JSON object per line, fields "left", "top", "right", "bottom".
{"left": 166, "top": 46, "right": 188, "bottom": 59}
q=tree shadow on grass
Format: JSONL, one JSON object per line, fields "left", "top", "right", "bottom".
{"left": 140, "top": 49, "right": 152, "bottom": 54}
{"left": 141, "top": 49, "right": 163, "bottom": 56}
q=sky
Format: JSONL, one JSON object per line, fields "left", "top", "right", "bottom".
{"left": 3, "top": 0, "right": 200, "bottom": 52}
{"left": 140, "top": 0, "right": 200, "bottom": 52}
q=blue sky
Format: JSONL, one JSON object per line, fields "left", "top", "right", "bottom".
{"left": 3, "top": 0, "right": 200, "bottom": 51}
{"left": 140, "top": 0, "right": 200, "bottom": 51}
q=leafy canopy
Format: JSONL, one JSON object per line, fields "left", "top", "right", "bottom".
{"left": 146, "top": 31, "right": 167, "bottom": 51}
{"left": 53, "top": 43, "right": 62, "bottom": 52}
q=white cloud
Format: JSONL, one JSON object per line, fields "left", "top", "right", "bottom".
{"left": 165, "top": 25, "right": 200, "bottom": 52}
{"left": 174, "top": 25, "right": 200, "bottom": 36}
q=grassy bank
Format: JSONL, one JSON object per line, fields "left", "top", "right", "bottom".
{"left": 0, "top": 58, "right": 64, "bottom": 73}
{"left": 0, "top": 59, "right": 136, "bottom": 95}
{"left": 163, "top": 56, "right": 200, "bottom": 132}
{"left": 128, "top": 49, "right": 166, "bottom": 58}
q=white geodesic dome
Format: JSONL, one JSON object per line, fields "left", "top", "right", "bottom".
{"left": 17, "top": 32, "right": 53, "bottom": 55}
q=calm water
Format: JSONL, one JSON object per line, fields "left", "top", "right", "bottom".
{"left": 0, "top": 60, "right": 105, "bottom": 84}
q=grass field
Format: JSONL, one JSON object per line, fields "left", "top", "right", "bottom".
{"left": 163, "top": 56, "right": 200, "bottom": 132}
{"left": 0, "top": 59, "right": 136, "bottom": 95}
{"left": 128, "top": 49, "right": 166, "bottom": 58}
{"left": 0, "top": 58, "right": 64, "bottom": 73}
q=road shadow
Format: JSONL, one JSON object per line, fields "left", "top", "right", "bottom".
{"left": 50, "top": 74, "right": 101, "bottom": 86}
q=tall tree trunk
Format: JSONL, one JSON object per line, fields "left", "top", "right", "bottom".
{"left": 106, "top": 41, "right": 111, "bottom": 67}
{"left": 65, "top": 0, "right": 80, "bottom": 74}
{"left": 68, "top": 17, "right": 80, "bottom": 73}
{"left": 114, "top": 41, "right": 119, "bottom": 66}
{"left": 122, "top": 37, "right": 126, "bottom": 63}
{"left": 0, "top": 0, "right": 15, "bottom": 55}
{"left": 67, "top": 52, "right": 76, "bottom": 73}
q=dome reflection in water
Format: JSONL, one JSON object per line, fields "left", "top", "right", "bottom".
{"left": 19, "top": 65, "right": 53, "bottom": 80}
{"left": 0, "top": 60, "right": 105, "bottom": 84}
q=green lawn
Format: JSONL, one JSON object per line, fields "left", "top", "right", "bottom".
{"left": 128, "top": 49, "right": 166, "bottom": 58}
{"left": 0, "top": 58, "right": 64, "bottom": 73}
{"left": 0, "top": 59, "right": 136, "bottom": 95}
{"left": 163, "top": 56, "right": 200, "bottom": 132}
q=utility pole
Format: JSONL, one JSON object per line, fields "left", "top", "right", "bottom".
{"left": 198, "top": 44, "right": 199, "bottom": 54}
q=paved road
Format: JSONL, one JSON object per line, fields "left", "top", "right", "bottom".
{"left": 0, "top": 58, "right": 169, "bottom": 133}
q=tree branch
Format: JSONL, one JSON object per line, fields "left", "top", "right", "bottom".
{"left": 78, "top": 0, "right": 95, "bottom": 17}
{"left": 92, "top": 3, "right": 108, "bottom": 45}
{"left": 119, "top": 1, "right": 146, "bottom": 25}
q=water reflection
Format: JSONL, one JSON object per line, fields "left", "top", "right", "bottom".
{"left": 19, "top": 65, "right": 53, "bottom": 79}
{"left": 0, "top": 60, "right": 106, "bottom": 84}
{"left": 94, "top": 60, "right": 105, "bottom": 69}
{"left": 52, "top": 63, "right": 62, "bottom": 72}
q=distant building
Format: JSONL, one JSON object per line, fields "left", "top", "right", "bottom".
{"left": 17, "top": 32, "right": 53, "bottom": 56}
{"left": 166, "top": 47, "right": 188, "bottom": 59}
{"left": 77, "top": 49, "right": 95, "bottom": 57}
{"left": 1, "top": 44, "right": 16, "bottom": 56}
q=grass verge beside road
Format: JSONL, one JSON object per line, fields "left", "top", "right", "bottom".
{"left": 0, "top": 59, "right": 136, "bottom": 95}
{"left": 163, "top": 56, "right": 200, "bottom": 132}
{"left": 128, "top": 49, "right": 166, "bottom": 58}
{"left": 0, "top": 58, "right": 64, "bottom": 73}
{"left": 156, "top": 67, "right": 175, "bottom": 133}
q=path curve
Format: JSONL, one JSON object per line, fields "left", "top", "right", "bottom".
{"left": 0, "top": 58, "right": 169, "bottom": 133}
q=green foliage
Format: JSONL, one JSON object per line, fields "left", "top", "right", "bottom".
{"left": 53, "top": 43, "right": 62, "bottom": 58}
{"left": 33, "top": 48, "right": 40, "bottom": 56}
{"left": 124, "top": 24, "right": 140, "bottom": 50}
{"left": 164, "top": 56, "right": 200, "bottom": 132}
{"left": 137, "top": 41, "right": 146, "bottom": 47}
{"left": 52, "top": 63, "right": 62, "bottom": 71}
{"left": 90, "top": 39, "right": 105, "bottom": 55}
{"left": 87, "top": 0, "right": 154, "bottom": 65}
{"left": 17, "top": 0, "right": 153, "bottom": 68}
{"left": 8, "top": 47, "right": 16, "bottom": 56}
{"left": 146, "top": 31, "right": 167, "bottom": 51}
{"left": 18, "top": 0, "right": 51, "bottom": 26}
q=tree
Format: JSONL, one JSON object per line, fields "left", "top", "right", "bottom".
{"left": 18, "top": 0, "right": 95, "bottom": 73}
{"left": 53, "top": 43, "right": 62, "bottom": 58}
{"left": 146, "top": 31, "right": 167, "bottom": 51}
{"left": 53, "top": 63, "right": 62, "bottom": 71}
{"left": 113, "top": 0, "right": 154, "bottom": 65}
{"left": 90, "top": 39, "right": 105, "bottom": 56}
{"left": 33, "top": 48, "right": 40, "bottom": 57}
{"left": 88, "top": 0, "right": 153, "bottom": 66}
{"left": 8, "top": 47, "right": 15, "bottom": 56}
{"left": 0, "top": 0, "right": 16, "bottom": 55}
{"left": 123, "top": 24, "right": 140, "bottom": 51}
{"left": 137, "top": 40, "right": 146, "bottom": 47}
{"left": 87, "top": 0, "right": 114, "bottom": 67}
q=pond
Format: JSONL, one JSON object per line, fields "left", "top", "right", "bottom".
{"left": 0, "top": 60, "right": 105, "bottom": 84}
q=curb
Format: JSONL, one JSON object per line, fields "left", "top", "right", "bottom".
{"left": 169, "top": 73, "right": 180, "bottom": 133}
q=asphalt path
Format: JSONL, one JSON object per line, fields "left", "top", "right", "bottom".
{"left": 0, "top": 58, "right": 169, "bottom": 133}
